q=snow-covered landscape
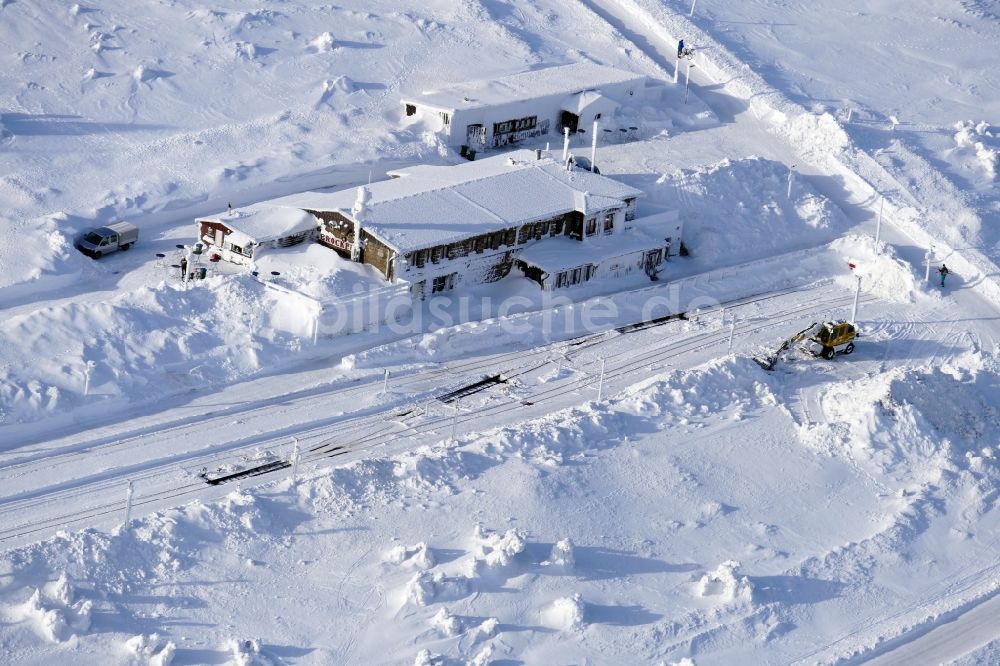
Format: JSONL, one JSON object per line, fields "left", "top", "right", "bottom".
{"left": 2, "top": 0, "right": 1000, "bottom": 664}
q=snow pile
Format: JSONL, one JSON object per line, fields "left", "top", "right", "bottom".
{"left": 310, "top": 31, "right": 336, "bottom": 52}
{"left": 620, "top": 355, "right": 777, "bottom": 426}
{"left": 385, "top": 542, "right": 436, "bottom": 569}
{"left": 656, "top": 157, "right": 851, "bottom": 265}
{"left": 470, "top": 524, "right": 526, "bottom": 569}
{"left": 831, "top": 234, "right": 925, "bottom": 304}
{"left": 228, "top": 638, "right": 278, "bottom": 666}
{"left": 543, "top": 538, "right": 575, "bottom": 569}
{"left": 696, "top": 560, "right": 753, "bottom": 605}
{"left": 540, "top": 593, "right": 586, "bottom": 631}
{"left": 19, "top": 574, "right": 93, "bottom": 643}
{"left": 953, "top": 120, "right": 998, "bottom": 179}
{"left": 124, "top": 633, "right": 176, "bottom": 666}
{"left": 805, "top": 352, "right": 1000, "bottom": 477}
{"left": 405, "top": 570, "right": 471, "bottom": 607}
{"left": 429, "top": 607, "right": 462, "bottom": 637}
{"left": 0, "top": 275, "right": 316, "bottom": 425}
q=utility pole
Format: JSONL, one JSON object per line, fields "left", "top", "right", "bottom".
{"left": 124, "top": 480, "right": 134, "bottom": 526}
{"left": 690, "top": 0, "right": 698, "bottom": 17}
{"left": 875, "top": 197, "right": 884, "bottom": 249}
{"left": 596, "top": 358, "right": 606, "bottom": 402}
{"left": 562, "top": 126, "right": 570, "bottom": 164}
{"left": 787, "top": 164, "right": 796, "bottom": 198}
{"left": 382, "top": 368, "right": 390, "bottom": 395}
{"left": 290, "top": 437, "right": 300, "bottom": 483}
{"left": 83, "top": 360, "right": 96, "bottom": 397}
{"left": 727, "top": 319, "right": 736, "bottom": 355}
{"left": 925, "top": 248, "right": 933, "bottom": 283}
{"left": 450, "top": 406, "right": 459, "bottom": 443}
{"left": 684, "top": 60, "right": 695, "bottom": 104}
{"left": 590, "top": 119, "right": 599, "bottom": 172}
{"left": 851, "top": 275, "right": 862, "bottom": 323}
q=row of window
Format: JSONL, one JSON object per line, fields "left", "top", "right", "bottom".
{"left": 554, "top": 264, "right": 597, "bottom": 288}
{"left": 494, "top": 115, "right": 538, "bottom": 136}
{"left": 405, "top": 213, "right": 617, "bottom": 270}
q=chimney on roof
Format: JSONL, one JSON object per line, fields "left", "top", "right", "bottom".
{"left": 574, "top": 190, "right": 589, "bottom": 214}
{"left": 562, "top": 126, "right": 570, "bottom": 163}
{"left": 352, "top": 186, "right": 371, "bottom": 218}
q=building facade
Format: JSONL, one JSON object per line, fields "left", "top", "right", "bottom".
{"left": 401, "top": 62, "right": 646, "bottom": 151}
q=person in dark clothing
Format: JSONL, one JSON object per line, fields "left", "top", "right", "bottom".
{"left": 939, "top": 264, "right": 949, "bottom": 287}
{"left": 180, "top": 256, "right": 188, "bottom": 279}
{"left": 677, "top": 39, "right": 685, "bottom": 58}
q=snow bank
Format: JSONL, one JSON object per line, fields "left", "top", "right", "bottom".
{"left": 831, "top": 234, "right": 926, "bottom": 304}
{"left": 953, "top": 120, "right": 998, "bottom": 179}
{"left": 619, "top": 355, "right": 777, "bottom": 426}
{"left": 804, "top": 352, "right": 1000, "bottom": 478}
{"left": 654, "top": 157, "right": 850, "bottom": 266}
{"left": 19, "top": 575, "right": 92, "bottom": 643}
{"left": 0, "top": 275, "right": 317, "bottom": 426}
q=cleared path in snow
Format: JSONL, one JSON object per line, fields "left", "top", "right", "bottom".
{"left": 864, "top": 592, "right": 1000, "bottom": 665}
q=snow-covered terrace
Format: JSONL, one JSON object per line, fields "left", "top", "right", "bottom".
{"left": 517, "top": 210, "right": 681, "bottom": 273}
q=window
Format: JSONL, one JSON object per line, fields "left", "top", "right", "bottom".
{"left": 585, "top": 218, "right": 597, "bottom": 236}
{"left": 552, "top": 218, "right": 563, "bottom": 236}
{"left": 432, "top": 275, "right": 448, "bottom": 293}
{"left": 534, "top": 222, "right": 545, "bottom": 239}
{"left": 440, "top": 112, "right": 450, "bottom": 126}
{"left": 474, "top": 236, "right": 486, "bottom": 253}
{"left": 431, "top": 246, "right": 442, "bottom": 264}
{"left": 490, "top": 232, "right": 502, "bottom": 250}
{"left": 517, "top": 226, "right": 532, "bottom": 244}
{"left": 603, "top": 214, "right": 614, "bottom": 233}
{"left": 504, "top": 229, "right": 517, "bottom": 246}
{"left": 572, "top": 267, "right": 582, "bottom": 284}
{"left": 414, "top": 249, "right": 426, "bottom": 268}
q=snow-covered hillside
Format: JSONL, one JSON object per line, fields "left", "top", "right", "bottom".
{"left": 3, "top": 0, "right": 1000, "bottom": 664}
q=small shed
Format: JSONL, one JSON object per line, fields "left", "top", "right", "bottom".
{"left": 197, "top": 204, "right": 317, "bottom": 265}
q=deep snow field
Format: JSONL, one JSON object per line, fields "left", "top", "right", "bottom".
{"left": 2, "top": 0, "right": 1000, "bottom": 664}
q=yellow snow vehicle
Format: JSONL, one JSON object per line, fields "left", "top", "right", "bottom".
{"left": 755, "top": 320, "right": 857, "bottom": 370}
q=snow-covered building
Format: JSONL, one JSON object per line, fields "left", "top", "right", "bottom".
{"left": 260, "top": 149, "right": 680, "bottom": 296}
{"left": 401, "top": 62, "right": 646, "bottom": 151}
{"left": 196, "top": 204, "right": 316, "bottom": 266}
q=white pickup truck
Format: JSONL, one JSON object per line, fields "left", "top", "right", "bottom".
{"left": 76, "top": 221, "right": 139, "bottom": 258}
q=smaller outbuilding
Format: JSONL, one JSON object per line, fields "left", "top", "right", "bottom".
{"left": 402, "top": 62, "right": 646, "bottom": 151}
{"left": 196, "top": 204, "right": 317, "bottom": 266}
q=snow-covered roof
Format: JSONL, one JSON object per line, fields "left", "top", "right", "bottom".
{"left": 270, "top": 150, "right": 643, "bottom": 253}
{"left": 561, "top": 90, "right": 616, "bottom": 115}
{"left": 517, "top": 210, "right": 681, "bottom": 274}
{"left": 401, "top": 62, "right": 645, "bottom": 113}
{"left": 199, "top": 204, "right": 317, "bottom": 244}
